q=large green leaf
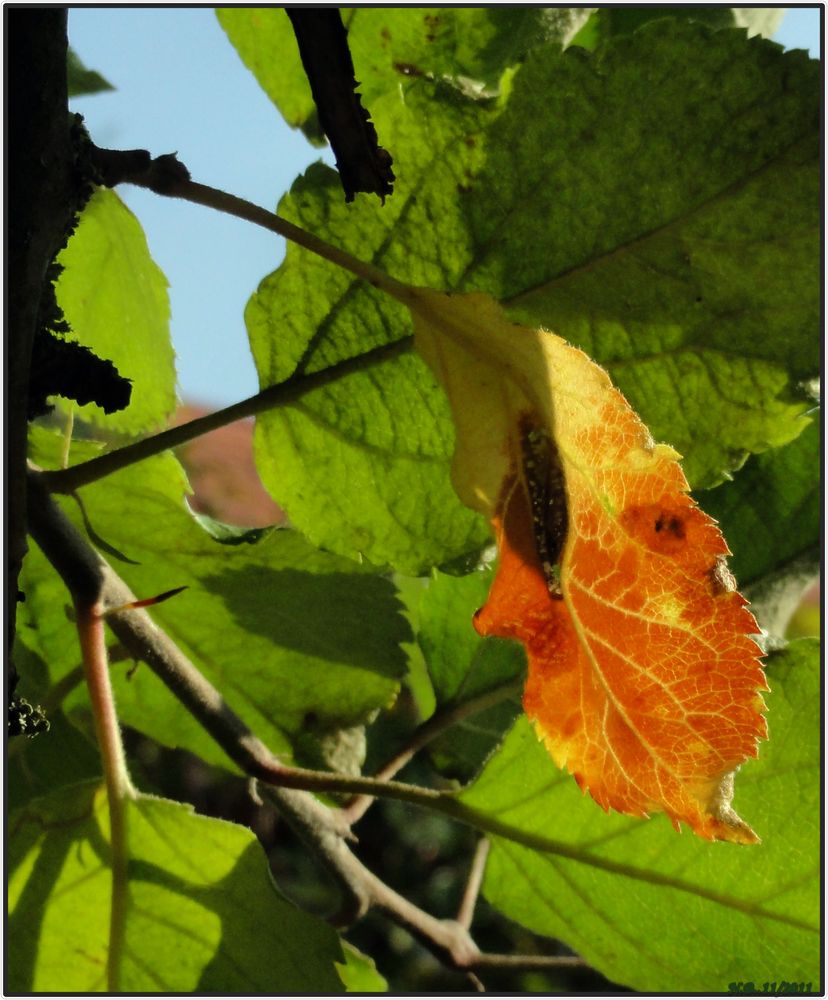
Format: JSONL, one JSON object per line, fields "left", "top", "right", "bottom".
{"left": 8, "top": 784, "right": 344, "bottom": 992}
{"left": 243, "top": 22, "right": 818, "bottom": 571}
{"left": 54, "top": 188, "right": 175, "bottom": 435}
{"left": 470, "top": 26, "right": 817, "bottom": 487}
{"left": 20, "top": 431, "right": 409, "bottom": 770}
{"left": 459, "top": 640, "right": 820, "bottom": 992}
{"left": 217, "top": 8, "right": 593, "bottom": 142}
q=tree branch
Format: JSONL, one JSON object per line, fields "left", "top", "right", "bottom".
{"left": 457, "top": 837, "right": 491, "bottom": 930}
{"left": 7, "top": 10, "right": 74, "bottom": 661}
{"left": 28, "top": 468, "right": 582, "bottom": 973}
{"left": 26, "top": 471, "right": 618, "bottom": 869}
{"left": 343, "top": 681, "right": 522, "bottom": 826}
{"left": 29, "top": 470, "right": 439, "bottom": 815}
{"left": 472, "top": 953, "right": 587, "bottom": 971}
{"left": 287, "top": 8, "right": 394, "bottom": 202}
{"left": 74, "top": 600, "right": 135, "bottom": 990}
{"left": 87, "top": 144, "right": 410, "bottom": 300}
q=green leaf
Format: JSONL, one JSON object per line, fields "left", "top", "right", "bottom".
{"left": 337, "top": 941, "right": 388, "bottom": 992}
{"left": 459, "top": 639, "right": 821, "bottom": 992}
{"left": 476, "top": 25, "right": 818, "bottom": 487}
{"left": 55, "top": 188, "right": 175, "bottom": 435}
{"left": 28, "top": 420, "right": 107, "bottom": 472}
{"left": 217, "top": 8, "right": 324, "bottom": 144}
{"left": 249, "top": 86, "right": 494, "bottom": 573}
{"left": 699, "top": 418, "right": 820, "bottom": 635}
{"left": 246, "top": 22, "right": 818, "bottom": 570}
{"left": 417, "top": 568, "right": 524, "bottom": 781}
{"left": 18, "top": 435, "right": 409, "bottom": 770}
{"left": 67, "top": 48, "right": 114, "bottom": 97}
{"left": 7, "top": 711, "right": 101, "bottom": 811}
{"left": 217, "top": 8, "right": 593, "bottom": 142}
{"left": 570, "top": 7, "right": 785, "bottom": 51}
{"left": 8, "top": 784, "right": 344, "bottom": 992}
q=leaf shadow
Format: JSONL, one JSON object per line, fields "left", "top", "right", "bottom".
{"left": 197, "top": 564, "right": 412, "bottom": 677}
{"left": 7, "top": 783, "right": 104, "bottom": 992}
{"left": 128, "top": 840, "right": 342, "bottom": 992}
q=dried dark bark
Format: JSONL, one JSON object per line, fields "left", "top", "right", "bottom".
{"left": 7, "top": 10, "right": 74, "bottom": 663}
{"left": 288, "top": 9, "right": 394, "bottom": 202}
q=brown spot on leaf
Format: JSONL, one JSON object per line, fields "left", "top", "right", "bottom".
{"left": 654, "top": 513, "right": 685, "bottom": 539}
{"left": 394, "top": 61, "right": 423, "bottom": 77}
{"left": 620, "top": 503, "right": 690, "bottom": 556}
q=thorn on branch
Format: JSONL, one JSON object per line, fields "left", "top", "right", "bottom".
{"left": 101, "top": 585, "right": 189, "bottom": 616}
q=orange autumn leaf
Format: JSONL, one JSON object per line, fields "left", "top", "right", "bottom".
{"left": 407, "top": 287, "right": 768, "bottom": 844}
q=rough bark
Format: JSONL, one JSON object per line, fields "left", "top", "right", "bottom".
{"left": 7, "top": 11, "right": 74, "bottom": 663}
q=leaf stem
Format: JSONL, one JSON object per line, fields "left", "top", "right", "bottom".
{"left": 145, "top": 177, "right": 416, "bottom": 307}
{"left": 75, "top": 600, "right": 135, "bottom": 992}
{"left": 39, "top": 336, "right": 411, "bottom": 494}
{"left": 343, "top": 680, "right": 522, "bottom": 825}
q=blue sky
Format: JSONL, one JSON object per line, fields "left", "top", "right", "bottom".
{"left": 68, "top": 7, "right": 822, "bottom": 409}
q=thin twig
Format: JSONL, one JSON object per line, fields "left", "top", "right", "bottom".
{"left": 40, "top": 336, "right": 412, "bottom": 494}
{"left": 343, "top": 681, "right": 522, "bottom": 825}
{"left": 41, "top": 644, "right": 130, "bottom": 714}
{"left": 137, "top": 175, "right": 414, "bottom": 304}
{"left": 24, "top": 469, "right": 480, "bottom": 961}
{"left": 471, "top": 953, "right": 587, "bottom": 970}
{"left": 467, "top": 971, "right": 487, "bottom": 992}
{"left": 31, "top": 470, "right": 451, "bottom": 812}
{"left": 457, "top": 837, "right": 491, "bottom": 930}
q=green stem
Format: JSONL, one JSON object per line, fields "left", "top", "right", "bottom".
{"left": 343, "top": 679, "right": 523, "bottom": 825}
{"left": 161, "top": 179, "right": 416, "bottom": 306}
{"left": 75, "top": 601, "right": 135, "bottom": 992}
{"left": 40, "top": 336, "right": 411, "bottom": 494}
